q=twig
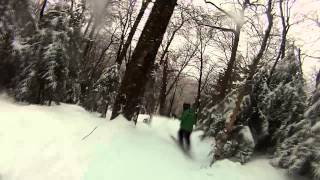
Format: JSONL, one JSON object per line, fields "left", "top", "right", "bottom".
{"left": 82, "top": 126, "right": 98, "bottom": 140}
{"left": 196, "top": 21, "right": 236, "bottom": 33}
{"left": 204, "top": 0, "right": 234, "bottom": 19}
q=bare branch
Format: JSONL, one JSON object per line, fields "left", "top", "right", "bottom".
{"left": 304, "top": 15, "right": 320, "bottom": 27}
{"left": 196, "top": 22, "right": 236, "bottom": 33}
{"left": 305, "top": 54, "right": 320, "bottom": 60}
{"left": 204, "top": 0, "right": 234, "bottom": 19}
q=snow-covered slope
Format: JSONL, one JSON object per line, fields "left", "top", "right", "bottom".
{"left": 0, "top": 94, "right": 290, "bottom": 180}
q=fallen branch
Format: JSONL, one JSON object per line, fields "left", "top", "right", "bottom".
{"left": 81, "top": 126, "right": 98, "bottom": 140}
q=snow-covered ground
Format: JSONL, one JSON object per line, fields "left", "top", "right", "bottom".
{"left": 0, "top": 94, "right": 291, "bottom": 180}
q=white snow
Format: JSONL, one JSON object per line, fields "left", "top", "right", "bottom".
{"left": 0, "top": 94, "right": 291, "bottom": 180}
{"left": 239, "top": 126, "right": 255, "bottom": 146}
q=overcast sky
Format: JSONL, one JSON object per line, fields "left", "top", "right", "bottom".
{"left": 166, "top": 0, "right": 320, "bottom": 101}
{"left": 178, "top": 0, "right": 319, "bottom": 91}
{"left": 290, "top": 0, "right": 320, "bottom": 74}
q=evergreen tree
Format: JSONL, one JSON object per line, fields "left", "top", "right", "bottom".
{"left": 93, "top": 65, "right": 120, "bottom": 117}
{"left": 15, "top": 4, "right": 78, "bottom": 105}
{"left": 0, "top": 0, "right": 35, "bottom": 90}
{"left": 0, "top": 32, "right": 15, "bottom": 89}
{"left": 65, "top": 0, "right": 86, "bottom": 104}
{"left": 273, "top": 72, "right": 320, "bottom": 180}
{"left": 260, "top": 49, "right": 306, "bottom": 150}
{"left": 198, "top": 90, "right": 255, "bottom": 164}
{"left": 198, "top": 47, "right": 306, "bottom": 164}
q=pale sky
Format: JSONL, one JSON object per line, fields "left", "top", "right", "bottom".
{"left": 290, "top": 0, "right": 320, "bottom": 73}
{"left": 169, "top": 0, "right": 319, "bottom": 93}
{"left": 191, "top": 0, "right": 320, "bottom": 82}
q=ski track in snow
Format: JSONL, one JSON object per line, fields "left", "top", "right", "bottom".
{"left": 0, "top": 94, "right": 291, "bottom": 180}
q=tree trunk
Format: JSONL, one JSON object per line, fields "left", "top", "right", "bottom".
{"left": 214, "top": 0, "right": 273, "bottom": 160}
{"left": 115, "top": 0, "right": 151, "bottom": 66}
{"left": 196, "top": 58, "right": 203, "bottom": 113}
{"left": 316, "top": 70, "right": 320, "bottom": 88}
{"left": 101, "top": 102, "right": 109, "bottom": 118}
{"left": 159, "top": 55, "right": 169, "bottom": 115}
{"left": 39, "top": 0, "right": 47, "bottom": 19}
{"left": 196, "top": 31, "right": 204, "bottom": 113}
{"left": 111, "top": 0, "right": 178, "bottom": 122}
{"left": 268, "top": 0, "right": 288, "bottom": 83}
{"left": 218, "top": 24, "right": 241, "bottom": 101}
{"left": 82, "top": 23, "right": 97, "bottom": 66}
{"left": 70, "top": 0, "right": 75, "bottom": 16}
{"left": 296, "top": 48, "right": 303, "bottom": 75}
{"left": 168, "top": 83, "right": 178, "bottom": 116}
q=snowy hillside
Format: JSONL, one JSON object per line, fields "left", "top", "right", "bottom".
{"left": 0, "top": 94, "right": 290, "bottom": 180}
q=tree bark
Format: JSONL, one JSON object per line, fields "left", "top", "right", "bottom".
{"left": 196, "top": 53, "right": 204, "bottom": 112}
{"left": 159, "top": 55, "right": 169, "bottom": 115}
{"left": 268, "top": 0, "right": 289, "bottom": 83}
{"left": 316, "top": 70, "right": 320, "bottom": 88}
{"left": 218, "top": 25, "right": 241, "bottom": 101}
{"left": 214, "top": 0, "right": 273, "bottom": 160}
{"left": 227, "top": 13, "right": 273, "bottom": 133}
{"left": 168, "top": 83, "right": 178, "bottom": 116}
{"left": 39, "top": 0, "right": 48, "bottom": 19}
{"left": 82, "top": 23, "right": 97, "bottom": 64}
{"left": 111, "top": 0, "right": 178, "bottom": 122}
{"left": 196, "top": 29, "right": 204, "bottom": 113}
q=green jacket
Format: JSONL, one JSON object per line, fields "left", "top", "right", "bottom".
{"left": 179, "top": 108, "right": 196, "bottom": 132}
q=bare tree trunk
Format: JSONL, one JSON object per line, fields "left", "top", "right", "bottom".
{"left": 202, "top": 1, "right": 244, "bottom": 103}
{"left": 39, "top": 0, "right": 47, "bottom": 19}
{"left": 196, "top": 57, "right": 203, "bottom": 112}
{"left": 82, "top": 23, "right": 97, "bottom": 65}
{"left": 296, "top": 48, "right": 303, "bottom": 75}
{"left": 316, "top": 70, "right": 320, "bottom": 88}
{"left": 111, "top": 0, "right": 178, "bottom": 122}
{"left": 159, "top": 55, "right": 169, "bottom": 115}
{"left": 70, "top": 0, "right": 74, "bottom": 13}
{"left": 218, "top": 25, "right": 241, "bottom": 100}
{"left": 268, "top": 0, "right": 289, "bottom": 83}
{"left": 214, "top": 0, "right": 273, "bottom": 160}
{"left": 116, "top": 0, "right": 151, "bottom": 66}
{"left": 101, "top": 102, "right": 109, "bottom": 118}
{"left": 196, "top": 30, "right": 204, "bottom": 113}
{"left": 168, "top": 82, "right": 178, "bottom": 116}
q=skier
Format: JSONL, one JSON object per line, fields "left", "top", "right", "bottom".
{"left": 178, "top": 103, "right": 196, "bottom": 151}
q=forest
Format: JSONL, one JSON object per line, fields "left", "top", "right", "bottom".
{"left": 0, "top": 0, "right": 320, "bottom": 180}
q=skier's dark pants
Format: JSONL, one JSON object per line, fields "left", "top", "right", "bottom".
{"left": 178, "top": 129, "right": 191, "bottom": 149}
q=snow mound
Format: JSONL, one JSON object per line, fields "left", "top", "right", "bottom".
{"left": 0, "top": 95, "right": 290, "bottom": 180}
